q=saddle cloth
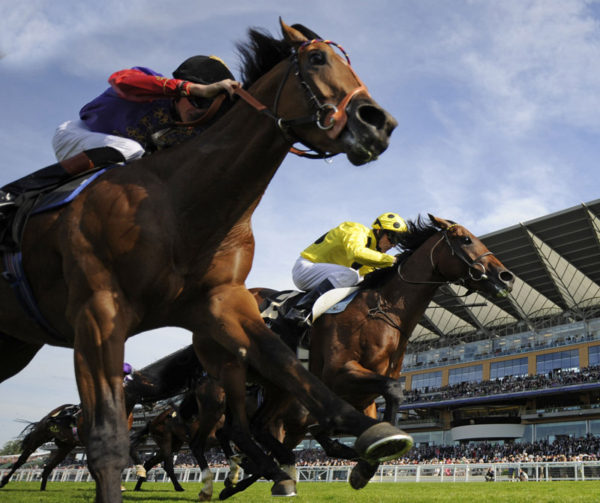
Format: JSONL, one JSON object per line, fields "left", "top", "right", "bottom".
{"left": 258, "top": 287, "right": 360, "bottom": 351}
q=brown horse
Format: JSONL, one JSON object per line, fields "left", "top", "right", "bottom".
{"left": 0, "top": 20, "right": 401, "bottom": 502}
{"left": 0, "top": 405, "right": 134, "bottom": 491}
{"left": 245, "top": 215, "right": 515, "bottom": 488}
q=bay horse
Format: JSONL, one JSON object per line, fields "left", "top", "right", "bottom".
{"left": 244, "top": 215, "right": 515, "bottom": 489}
{"left": 0, "top": 20, "right": 402, "bottom": 502}
{"left": 0, "top": 404, "right": 134, "bottom": 491}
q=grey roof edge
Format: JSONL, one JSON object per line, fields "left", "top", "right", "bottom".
{"left": 480, "top": 199, "right": 600, "bottom": 240}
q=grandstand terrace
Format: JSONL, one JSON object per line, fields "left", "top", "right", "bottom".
{"left": 394, "top": 198, "right": 600, "bottom": 448}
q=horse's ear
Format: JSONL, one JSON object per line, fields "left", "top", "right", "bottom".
{"left": 280, "top": 18, "right": 308, "bottom": 46}
{"left": 428, "top": 214, "right": 452, "bottom": 230}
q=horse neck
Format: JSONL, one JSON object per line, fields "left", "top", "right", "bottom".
{"left": 379, "top": 238, "right": 445, "bottom": 337}
{"left": 163, "top": 68, "right": 293, "bottom": 239}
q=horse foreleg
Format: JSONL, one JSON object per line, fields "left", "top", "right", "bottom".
{"left": 71, "top": 292, "right": 134, "bottom": 503}
{"left": 162, "top": 454, "right": 184, "bottom": 492}
{"left": 328, "top": 361, "right": 404, "bottom": 424}
{"left": 187, "top": 424, "right": 215, "bottom": 500}
{"left": 194, "top": 333, "right": 294, "bottom": 496}
{"left": 0, "top": 333, "right": 43, "bottom": 384}
{"left": 128, "top": 445, "right": 146, "bottom": 478}
{"left": 134, "top": 453, "right": 162, "bottom": 491}
{"left": 249, "top": 384, "right": 298, "bottom": 482}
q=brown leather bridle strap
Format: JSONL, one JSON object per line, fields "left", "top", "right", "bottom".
{"left": 232, "top": 87, "right": 270, "bottom": 115}
{"left": 322, "top": 64, "right": 370, "bottom": 139}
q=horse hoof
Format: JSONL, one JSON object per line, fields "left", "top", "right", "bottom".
{"left": 121, "top": 485, "right": 126, "bottom": 492}
{"left": 135, "top": 465, "right": 147, "bottom": 478}
{"left": 176, "top": 486, "right": 185, "bottom": 492}
{"left": 199, "top": 491, "right": 213, "bottom": 501}
{"left": 354, "top": 423, "right": 413, "bottom": 463}
{"left": 350, "top": 460, "right": 379, "bottom": 490}
{"left": 271, "top": 479, "right": 297, "bottom": 497}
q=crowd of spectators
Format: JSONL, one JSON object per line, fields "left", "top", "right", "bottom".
{"left": 404, "top": 365, "right": 600, "bottom": 404}
{"left": 25, "top": 433, "right": 600, "bottom": 472}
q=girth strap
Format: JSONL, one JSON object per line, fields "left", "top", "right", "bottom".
{"left": 2, "top": 252, "right": 68, "bottom": 344}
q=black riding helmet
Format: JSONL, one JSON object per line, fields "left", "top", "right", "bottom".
{"left": 173, "top": 55, "right": 234, "bottom": 85}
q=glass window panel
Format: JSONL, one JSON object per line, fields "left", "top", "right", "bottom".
{"left": 535, "top": 421, "right": 587, "bottom": 442}
{"left": 590, "top": 420, "right": 600, "bottom": 436}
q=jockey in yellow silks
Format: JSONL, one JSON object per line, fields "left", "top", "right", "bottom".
{"left": 285, "top": 213, "right": 408, "bottom": 326}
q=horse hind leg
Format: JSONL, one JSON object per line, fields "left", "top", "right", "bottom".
{"left": 0, "top": 420, "right": 51, "bottom": 489}
{"left": 39, "top": 443, "right": 74, "bottom": 491}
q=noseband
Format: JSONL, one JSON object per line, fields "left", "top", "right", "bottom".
{"left": 233, "top": 38, "right": 370, "bottom": 159}
{"left": 398, "top": 224, "right": 495, "bottom": 289}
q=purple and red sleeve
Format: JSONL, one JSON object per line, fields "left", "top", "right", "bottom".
{"left": 108, "top": 69, "right": 192, "bottom": 102}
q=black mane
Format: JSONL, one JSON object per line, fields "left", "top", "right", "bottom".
{"left": 235, "top": 24, "right": 322, "bottom": 89}
{"left": 236, "top": 29, "right": 293, "bottom": 89}
{"left": 361, "top": 216, "right": 442, "bottom": 289}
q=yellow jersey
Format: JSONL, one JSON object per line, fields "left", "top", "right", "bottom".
{"left": 300, "top": 221, "right": 395, "bottom": 276}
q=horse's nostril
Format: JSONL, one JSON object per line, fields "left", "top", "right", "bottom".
{"left": 357, "top": 104, "right": 387, "bottom": 130}
{"left": 500, "top": 270, "right": 515, "bottom": 285}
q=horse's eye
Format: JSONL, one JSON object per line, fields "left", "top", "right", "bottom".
{"left": 309, "top": 51, "right": 326, "bottom": 66}
{"left": 461, "top": 236, "right": 472, "bottom": 245}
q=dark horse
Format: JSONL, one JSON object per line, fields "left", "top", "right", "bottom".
{"left": 130, "top": 375, "right": 229, "bottom": 501}
{"left": 0, "top": 404, "right": 86, "bottom": 490}
{"left": 0, "top": 404, "right": 134, "bottom": 490}
{"left": 241, "top": 215, "right": 516, "bottom": 489}
{"left": 0, "top": 20, "right": 402, "bottom": 502}
{"left": 0, "top": 345, "right": 202, "bottom": 491}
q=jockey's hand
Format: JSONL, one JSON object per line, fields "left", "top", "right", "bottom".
{"left": 189, "top": 79, "right": 242, "bottom": 99}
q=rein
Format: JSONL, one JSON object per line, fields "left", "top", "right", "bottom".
{"left": 397, "top": 224, "right": 494, "bottom": 293}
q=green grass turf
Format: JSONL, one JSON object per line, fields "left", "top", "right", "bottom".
{"left": 0, "top": 481, "right": 599, "bottom": 502}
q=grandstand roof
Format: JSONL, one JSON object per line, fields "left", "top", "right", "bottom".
{"left": 410, "top": 199, "right": 600, "bottom": 350}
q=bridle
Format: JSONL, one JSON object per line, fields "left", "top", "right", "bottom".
{"left": 232, "top": 38, "right": 370, "bottom": 159}
{"left": 397, "top": 224, "right": 495, "bottom": 290}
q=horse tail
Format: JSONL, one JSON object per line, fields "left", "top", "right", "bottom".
{"left": 130, "top": 419, "right": 152, "bottom": 448}
{"left": 17, "top": 422, "right": 40, "bottom": 451}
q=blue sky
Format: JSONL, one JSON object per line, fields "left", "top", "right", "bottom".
{"left": 2, "top": 0, "right": 600, "bottom": 447}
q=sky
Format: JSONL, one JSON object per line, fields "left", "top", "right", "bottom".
{"left": 2, "top": 0, "right": 600, "bottom": 447}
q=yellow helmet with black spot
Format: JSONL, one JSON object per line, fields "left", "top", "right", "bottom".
{"left": 372, "top": 213, "right": 407, "bottom": 245}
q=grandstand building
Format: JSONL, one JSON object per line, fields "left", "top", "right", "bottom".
{"left": 394, "top": 199, "right": 600, "bottom": 449}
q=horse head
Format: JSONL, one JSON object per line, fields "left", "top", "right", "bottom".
{"left": 240, "top": 19, "right": 398, "bottom": 166}
{"left": 425, "top": 214, "right": 515, "bottom": 298}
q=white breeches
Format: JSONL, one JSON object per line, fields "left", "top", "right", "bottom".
{"left": 291, "top": 256, "right": 361, "bottom": 291}
{"left": 52, "top": 120, "right": 145, "bottom": 162}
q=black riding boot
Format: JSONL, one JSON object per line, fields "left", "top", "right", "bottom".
{"left": 284, "top": 278, "right": 336, "bottom": 327}
{"left": 0, "top": 147, "right": 126, "bottom": 205}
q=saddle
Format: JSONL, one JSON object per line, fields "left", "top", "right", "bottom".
{"left": 258, "top": 287, "right": 360, "bottom": 351}
{"left": 49, "top": 404, "right": 82, "bottom": 443}
{"left": 0, "top": 167, "right": 118, "bottom": 252}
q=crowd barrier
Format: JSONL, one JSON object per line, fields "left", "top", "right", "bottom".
{"left": 3, "top": 462, "right": 600, "bottom": 484}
